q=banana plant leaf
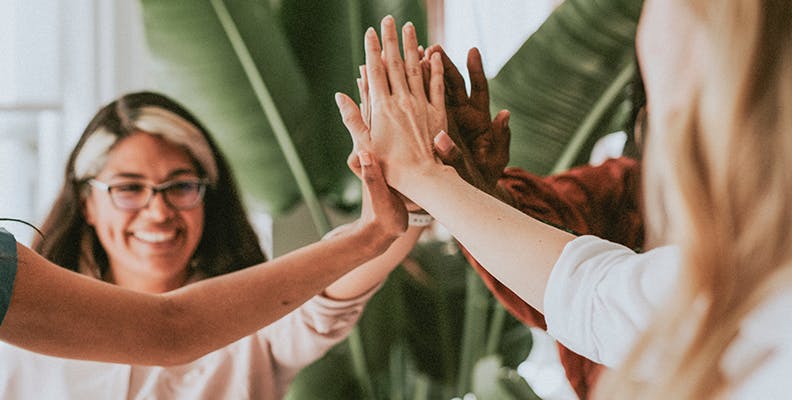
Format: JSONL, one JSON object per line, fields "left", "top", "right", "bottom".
{"left": 275, "top": 0, "right": 427, "bottom": 210}
{"left": 141, "top": 0, "right": 426, "bottom": 216}
{"left": 141, "top": 0, "right": 323, "bottom": 214}
{"left": 490, "top": 0, "right": 644, "bottom": 175}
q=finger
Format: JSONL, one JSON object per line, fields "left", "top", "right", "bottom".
{"left": 492, "top": 109, "right": 511, "bottom": 159}
{"left": 335, "top": 92, "right": 370, "bottom": 145}
{"left": 433, "top": 131, "right": 465, "bottom": 171}
{"left": 364, "top": 27, "right": 389, "bottom": 101}
{"left": 429, "top": 52, "right": 445, "bottom": 109}
{"left": 359, "top": 151, "right": 389, "bottom": 203}
{"left": 357, "top": 66, "right": 371, "bottom": 127}
{"left": 467, "top": 48, "right": 490, "bottom": 111}
{"left": 438, "top": 47, "right": 467, "bottom": 106}
{"left": 419, "top": 57, "right": 432, "bottom": 98}
{"left": 360, "top": 66, "right": 371, "bottom": 123}
{"left": 380, "top": 16, "right": 409, "bottom": 95}
{"left": 403, "top": 22, "right": 426, "bottom": 100}
{"left": 417, "top": 45, "right": 425, "bottom": 60}
{"left": 347, "top": 151, "right": 362, "bottom": 178}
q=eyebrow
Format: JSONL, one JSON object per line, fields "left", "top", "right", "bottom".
{"left": 107, "top": 168, "right": 199, "bottom": 181}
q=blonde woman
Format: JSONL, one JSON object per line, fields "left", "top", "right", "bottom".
{"left": 338, "top": 7, "right": 792, "bottom": 399}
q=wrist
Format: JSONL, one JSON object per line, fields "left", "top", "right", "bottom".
{"left": 349, "top": 221, "right": 396, "bottom": 257}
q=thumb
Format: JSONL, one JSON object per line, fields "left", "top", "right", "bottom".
{"left": 359, "top": 151, "right": 387, "bottom": 197}
{"left": 434, "top": 131, "right": 465, "bottom": 171}
{"left": 336, "top": 93, "right": 369, "bottom": 145}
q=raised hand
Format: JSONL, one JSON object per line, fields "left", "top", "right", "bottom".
{"left": 426, "top": 46, "right": 511, "bottom": 199}
{"left": 336, "top": 16, "right": 447, "bottom": 194}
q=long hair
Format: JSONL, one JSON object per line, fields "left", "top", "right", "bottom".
{"left": 600, "top": 1, "right": 792, "bottom": 399}
{"left": 33, "top": 92, "right": 266, "bottom": 279}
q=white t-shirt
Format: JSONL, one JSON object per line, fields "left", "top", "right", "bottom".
{"left": 544, "top": 236, "right": 792, "bottom": 399}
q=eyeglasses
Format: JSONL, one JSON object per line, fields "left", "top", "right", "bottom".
{"left": 88, "top": 178, "right": 208, "bottom": 211}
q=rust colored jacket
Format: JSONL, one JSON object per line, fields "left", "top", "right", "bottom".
{"left": 462, "top": 157, "right": 643, "bottom": 400}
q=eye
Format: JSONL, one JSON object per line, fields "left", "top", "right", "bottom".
{"left": 169, "top": 181, "right": 201, "bottom": 194}
{"left": 113, "top": 183, "right": 147, "bottom": 194}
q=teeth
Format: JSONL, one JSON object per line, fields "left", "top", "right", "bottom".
{"left": 133, "top": 231, "right": 177, "bottom": 243}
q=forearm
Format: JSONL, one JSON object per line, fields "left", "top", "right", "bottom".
{"left": 323, "top": 225, "right": 423, "bottom": 299}
{"left": 399, "top": 166, "right": 576, "bottom": 312}
{"left": 1, "top": 224, "right": 392, "bottom": 365}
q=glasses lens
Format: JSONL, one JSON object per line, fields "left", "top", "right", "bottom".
{"left": 164, "top": 181, "right": 205, "bottom": 209}
{"left": 110, "top": 183, "right": 152, "bottom": 210}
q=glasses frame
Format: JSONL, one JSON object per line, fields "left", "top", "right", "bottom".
{"left": 87, "top": 178, "right": 208, "bottom": 211}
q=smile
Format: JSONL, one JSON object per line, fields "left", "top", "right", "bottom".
{"left": 132, "top": 230, "right": 178, "bottom": 244}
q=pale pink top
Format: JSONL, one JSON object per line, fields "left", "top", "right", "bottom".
{"left": 0, "top": 289, "right": 378, "bottom": 400}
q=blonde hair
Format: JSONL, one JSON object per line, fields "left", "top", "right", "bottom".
{"left": 601, "top": 1, "right": 792, "bottom": 398}
{"left": 73, "top": 107, "right": 219, "bottom": 184}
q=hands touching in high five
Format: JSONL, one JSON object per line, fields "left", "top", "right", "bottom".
{"left": 335, "top": 16, "right": 574, "bottom": 312}
{"left": 337, "top": 16, "right": 513, "bottom": 207}
{"left": 335, "top": 16, "right": 448, "bottom": 198}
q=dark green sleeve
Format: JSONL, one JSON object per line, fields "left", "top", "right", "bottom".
{"left": 0, "top": 228, "right": 18, "bottom": 326}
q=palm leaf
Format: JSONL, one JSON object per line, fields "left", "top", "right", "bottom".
{"left": 490, "top": 0, "right": 644, "bottom": 175}
{"left": 141, "top": 0, "right": 327, "bottom": 220}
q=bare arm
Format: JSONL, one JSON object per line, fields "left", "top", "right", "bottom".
{"left": 337, "top": 17, "right": 575, "bottom": 312}
{"left": 0, "top": 153, "right": 405, "bottom": 366}
{"left": 323, "top": 225, "right": 423, "bottom": 299}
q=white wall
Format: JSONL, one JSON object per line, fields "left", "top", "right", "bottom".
{"left": 442, "top": 0, "right": 563, "bottom": 80}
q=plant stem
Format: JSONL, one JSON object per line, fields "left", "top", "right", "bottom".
{"left": 348, "top": 329, "right": 377, "bottom": 399}
{"left": 551, "top": 61, "right": 636, "bottom": 173}
{"left": 347, "top": 0, "right": 364, "bottom": 79}
{"left": 210, "top": 0, "right": 331, "bottom": 236}
{"left": 456, "top": 269, "right": 490, "bottom": 395}
{"left": 485, "top": 303, "right": 507, "bottom": 355}
{"left": 412, "top": 373, "right": 430, "bottom": 400}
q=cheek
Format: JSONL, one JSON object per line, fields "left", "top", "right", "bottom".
{"left": 183, "top": 208, "right": 205, "bottom": 244}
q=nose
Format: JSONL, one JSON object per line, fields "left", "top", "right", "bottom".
{"left": 140, "top": 190, "right": 175, "bottom": 221}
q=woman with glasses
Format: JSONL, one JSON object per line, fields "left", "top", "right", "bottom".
{"left": 0, "top": 91, "right": 424, "bottom": 399}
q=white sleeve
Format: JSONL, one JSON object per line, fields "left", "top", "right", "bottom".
{"left": 544, "top": 236, "right": 680, "bottom": 367}
{"left": 260, "top": 283, "right": 382, "bottom": 371}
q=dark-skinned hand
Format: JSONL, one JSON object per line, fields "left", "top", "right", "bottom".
{"left": 423, "top": 45, "right": 513, "bottom": 203}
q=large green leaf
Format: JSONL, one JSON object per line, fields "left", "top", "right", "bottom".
{"left": 491, "top": 0, "right": 644, "bottom": 175}
{"left": 275, "top": 0, "right": 427, "bottom": 210}
{"left": 141, "top": 0, "right": 426, "bottom": 215}
{"left": 141, "top": 0, "right": 323, "bottom": 215}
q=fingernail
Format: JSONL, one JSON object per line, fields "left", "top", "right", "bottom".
{"left": 404, "top": 21, "right": 414, "bottom": 33}
{"left": 334, "top": 93, "right": 344, "bottom": 107}
{"left": 503, "top": 110, "right": 511, "bottom": 126}
{"left": 433, "top": 131, "right": 452, "bottom": 153}
{"left": 358, "top": 151, "right": 373, "bottom": 167}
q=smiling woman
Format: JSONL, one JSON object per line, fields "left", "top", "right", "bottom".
{"left": 82, "top": 133, "right": 209, "bottom": 292}
{"left": 36, "top": 92, "right": 262, "bottom": 283}
{"left": 0, "top": 91, "right": 423, "bottom": 399}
